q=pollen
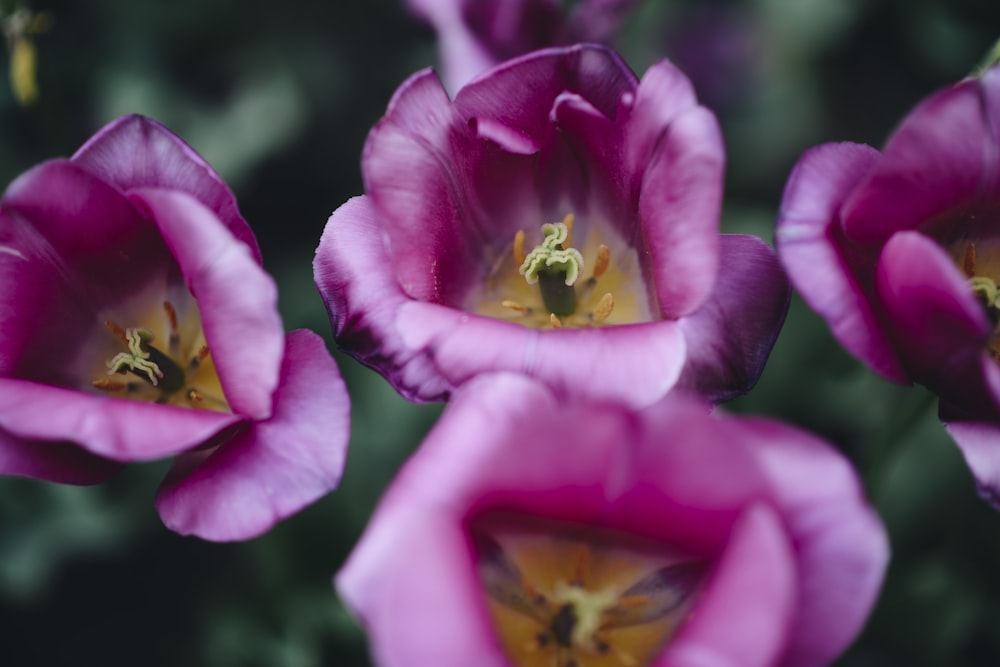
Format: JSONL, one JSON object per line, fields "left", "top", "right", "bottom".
{"left": 474, "top": 517, "right": 704, "bottom": 667}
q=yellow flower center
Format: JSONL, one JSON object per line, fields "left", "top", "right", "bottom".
{"left": 472, "top": 214, "right": 653, "bottom": 329}
{"left": 956, "top": 242, "right": 1000, "bottom": 357}
{"left": 90, "top": 300, "right": 229, "bottom": 411}
{"left": 474, "top": 517, "right": 704, "bottom": 667}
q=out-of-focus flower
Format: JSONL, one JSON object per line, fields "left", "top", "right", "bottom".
{"left": 0, "top": 115, "right": 350, "bottom": 541}
{"left": 406, "top": 0, "right": 638, "bottom": 93}
{"left": 337, "top": 373, "right": 888, "bottom": 667}
{"left": 776, "top": 65, "right": 1000, "bottom": 505}
{"left": 1, "top": 6, "right": 52, "bottom": 105}
{"left": 315, "top": 45, "right": 789, "bottom": 408}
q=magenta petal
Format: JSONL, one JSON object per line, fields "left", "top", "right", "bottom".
{"left": 738, "top": 418, "right": 889, "bottom": 667}
{"left": 0, "top": 429, "right": 123, "bottom": 484}
{"left": 943, "top": 420, "right": 1000, "bottom": 508}
{"left": 155, "top": 330, "right": 349, "bottom": 542}
{"left": 842, "top": 73, "right": 1000, "bottom": 244}
{"left": 638, "top": 104, "right": 725, "bottom": 317}
{"left": 396, "top": 302, "right": 688, "bottom": 407}
{"left": 661, "top": 505, "right": 795, "bottom": 667}
{"left": 72, "top": 114, "right": 261, "bottom": 261}
{"left": 677, "top": 234, "right": 790, "bottom": 402}
{"left": 129, "top": 188, "right": 284, "bottom": 420}
{"left": 0, "top": 378, "right": 238, "bottom": 461}
{"left": 777, "top": 142, "right": 910, "bottom": 383}
{"left": 875, "top": 230, "right": 990, "bottom": 391}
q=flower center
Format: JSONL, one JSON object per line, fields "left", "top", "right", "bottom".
{"left": 472, "top": 214, "right": 652, "bottom": 329}
{"left": 957, "top": 242, "right": 1000, "bottom": 357}
{"left": 474, "top": 518, "right": 704, "bottom": 667}
{"left": 91, "top": 300, "right": 229, "bottom": 411}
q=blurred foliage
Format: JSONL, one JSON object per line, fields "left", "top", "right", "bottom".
{"left": 1, "top": 0, "right": 1000, "bottom": 665}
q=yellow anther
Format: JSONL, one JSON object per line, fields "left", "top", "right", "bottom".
{"left": 92, "top": 379, "right": 128, "bottom": 392}
{"left": 550, "top": 313, "right": 563, "bottom": 328}
{"left": 561, "top": 213, "right": 575, "bottom": 249}
{"left": 186, "top": 389, "right": 203, "bottom": 403}
{"left": 105, "top": 320, "right": 129, "bottom": 345}
{"left": 502, "top": 299, "right": 532, "bottom": 314}
{"left": 591, "top": 293, "right": 615, "bottom": 323}
{"left": 513, "top": 229, "right": 527, "bottom": 266}
{"left": 964, "top": 243, "right": 977, "bottom": 277}
{"left": 188, "top": 343, "right": 211, "bottom": 371}
{"left": 592, "top": 245, "right": 610, "bottom": 280}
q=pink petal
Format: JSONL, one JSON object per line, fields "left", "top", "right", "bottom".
{"left": 155, "top": 330, "right": 350, "bottom": 541}
{"left": 0, "top": 377, "right": 238, "bottom": 461}
{"left": 72, "top": 114, "right": 261, "bottom": 261}
{"left": 944, "top": 419, "right": 1000, "bottom": 508}
{"left": 777, "top": 142, "right": 910, "bottom": 383}
{"left": 0, "top": 429, "right": 123, "bottom": 484}
{"left": 129, "top": 188, "right": 284, "bottom": 420}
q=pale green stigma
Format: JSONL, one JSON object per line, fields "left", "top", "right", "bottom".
{"left": 971, "top": 276, "right": 1000, "bottom": 310}
{"left": 106, "top": 328, "right": 164, "bottom": 386}
{"left": 519, "top": 221, "right": 585, "bottom": 286}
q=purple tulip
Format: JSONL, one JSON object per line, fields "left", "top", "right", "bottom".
{"left": 315, "top": 45, "right": 789, "bottom": 408}
{"left": 0, "top": 115, "right": 350, "bottom": 541}
{"left": 776, "top": 64, "right": 1000, "bottom": 505}
{"left": 337, "top": 373, "right": 888, "bottom": 667}
{"left": 406, "top": 0, "right": 639, "bottom": 93}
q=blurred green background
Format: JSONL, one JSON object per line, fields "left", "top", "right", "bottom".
{"left": 1, "top": 0, "right": 1000, "bottom": 665}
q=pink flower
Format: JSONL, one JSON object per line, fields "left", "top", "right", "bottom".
{"left": 315, "top": 45, "right": 789, "bottom": 408}
{"left": 406, "top": 0, "right": 639, "bottom": 93}
{"left": 337, "top": 373, "right": 888, "bottom": 667}
{"left": 776, "top": 64, "right": 1000, "bottom": 504}
{"left": 0, "top": 115, "right": 350, "bottom": 541}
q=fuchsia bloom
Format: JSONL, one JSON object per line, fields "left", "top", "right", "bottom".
{"left": 337, "top": 373, "right": 888, "bottom": 667}
{"left": 0, "top": 115, "right": 350, "bottom": 541}
{"left": 776, "top": 64, "right": 1000, "bottom": 504}
{"left": 315, "top": 45, "right": 789, "bottom": 408}
{"left": 406, "top": 0, "right": 638, "bottom": 93}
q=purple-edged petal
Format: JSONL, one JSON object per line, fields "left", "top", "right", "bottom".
{"left": 676, "top": 234, "right": 790, "bottom": 402}
{"left": 841, "top": 73, "right": 1000, "bottom": 244}
{"left": 875, "top": 230, "right": 990, "bottom": 392}
{"left": 661, "top": 505, "right": 795, "bottom": 667}
{"left": 0, "top": 429, "right": 123, "bottom": 485}
{"left": 129, "top": 188, "right": 284, "bottom": 420}
{"left": 315, "top": 196, "right": 452, "bottom": 401}
{"left": 738, "top": 417, "right": 889, "bottom": 667}
{"left": 155, "top": 329, "right": 349, "bottom": 542}
{"left": 777, "top": 142, "right": 910, "bottom": 383}
{"left": 72, "top": 114, "right": 261, "bottom": 261}
{"left": 943, "top": 419, "right": 1000, "bottom": 509}
{"left": 637, "top": 104, "right": 724, "bottom": 317}
{"left": 0, "top": 378, "right": 239, "bottom": 461}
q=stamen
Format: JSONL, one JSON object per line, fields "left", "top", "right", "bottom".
{"left": 561, "top": 213, "right": 575, "bottom": 249}
{"left": 106, "top": 328, "right": 164, "bottom": 386}
{"left": 591, "top": 293, "right": 615, "bottom": 323}
{"left": 514, "top": 230, "right": 527, "bottom": 267}
{"left": 92, "top": 378, "right": 141, "bottom": 393}
{"left": 105, "top": 320, "right": 128, "bottom": 345}
{"left": 550, "top": 313, "right": 563, "bottom": 328}
{"left": 964, "top": 243, "right": 977, "bottom": 277}
{"left": 502, "top": 299, "right": 533, "bottom": 315}
{"left": 186, "top": 389, "right": 203, "bottom": 403}
{"left": 188, "top": 344, "right": 211, "bottom": 371}
{"left": 592, "top": 245, "right": 610, "bottom": 280}
{"left": 163, "top": 301, "right": 181, "bottom": 357}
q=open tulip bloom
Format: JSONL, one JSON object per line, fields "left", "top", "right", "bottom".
{"left": 776, "top": 64, "right": 1000, "bottom": 505}
{"left": 315, "top": 44, "right": 790, "bottom": 408}
{"left": 337, "top": 373, "right": 888, "bottom": 667}
{"left": 0, "top": 115, "right": 350, "bottom": 541}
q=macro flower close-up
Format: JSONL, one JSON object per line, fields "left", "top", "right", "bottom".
{"left": 337, "top": 373, "right": 888, "bottom": 667}
{"left": 0, "top": 114, "right": 350, "bottom": 541}
{"left": 315, "top": 44, "right": 790, "bottom": 407}
{"left": 776, "top": 63, "right": 1000, "bottom": 504}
